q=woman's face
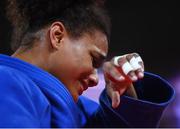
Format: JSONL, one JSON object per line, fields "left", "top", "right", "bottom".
{"left": 50, "top": 30, "right": 108, "bottom": 102}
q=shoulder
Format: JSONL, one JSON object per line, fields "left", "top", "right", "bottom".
{"left": 0, "top": 64, "right": 50, "bottom": 110}
{"left": 0, "top": 65, "right": 32, "bottom": 90}
{"left": 0, "top": 65, "right": 45, "bottom": 99}
{"left": 0, "top": 66, "right": 50, "bottom": 127}
{"left": 0, "top": 65, "right": 25, "bottom": 88}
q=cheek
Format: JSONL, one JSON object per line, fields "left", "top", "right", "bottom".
{"left": 69, "top": 52, "right": 93, "bottom": 76}
{"left": 58, "top": 53, "right": 92, "bottom": 80}
{"left": 59, "top": 43, "right": 93, "bottom": 79}
{"left": 72, "top": 56, "right": 93, "bottom": 78}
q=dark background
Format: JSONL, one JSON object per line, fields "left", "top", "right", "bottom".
{"left": 106, "top": 1, "right": 179, "bottom": 79}
{"left": 0, "top": 0, "right": 179, "bottom": 127}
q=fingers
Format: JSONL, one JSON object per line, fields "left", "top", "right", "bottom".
{"left": 128, "top": 53, "right": 144, "bottom": 72}
{"left": 103, "top": 53, "right": 144, "bottom": 108}
{"left": 103, "top": 62, "right": 125, "bottom": 82}
{"left": 125, "top": 83, "right": 138, "bottom": 99}
{"left": 106, "top": 85, "right": 120, "bottom": 109}
{"left": 112, "top": 91, "right": 120, "bottom": 109}
{"left": 127, "top": 53, "right": 144, "bottom": 79}
{"left": 107, "top": 82, "right": 130, "bottom": 108}
{"left": 112, "top": 53, "right": 144, "bottom": 82}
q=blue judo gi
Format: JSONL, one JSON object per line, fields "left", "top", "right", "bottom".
{"left": 0, "top": 54, "right": 175, "bottom": 127}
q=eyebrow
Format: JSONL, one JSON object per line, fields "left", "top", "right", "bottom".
{"left": 93, "top": 47, "right": 107, "bottom": 60}
{"left": 97, "top": 52, "right": 107, "bottom": 61}
{"left": 91, "top": 47, "right": 107, "bottom": 67}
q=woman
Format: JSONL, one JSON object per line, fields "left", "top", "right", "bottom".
{"left": 0, "top": 0, "right": 174, "bottom": 127}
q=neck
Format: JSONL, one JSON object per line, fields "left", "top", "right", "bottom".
{"left": 12, "top": 46, "right": 50, "bottom": 72}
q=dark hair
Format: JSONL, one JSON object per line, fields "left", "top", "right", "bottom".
{"left": 6, "top": 0, "right": 111, "bottom": 51}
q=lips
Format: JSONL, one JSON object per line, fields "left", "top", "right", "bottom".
{"left": 78, "top": 85, "right": 84, "bottom": 95}
{"left": 78, "top": 81, "right": 88, "bottom": 95}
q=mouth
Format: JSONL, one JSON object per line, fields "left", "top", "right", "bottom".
{"left": 78, "top": 81, "right": 89, "bottom": 95}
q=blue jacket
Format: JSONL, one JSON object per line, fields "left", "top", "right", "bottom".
{"left": 0, "top": 54, "right": 175, "bottom": 127}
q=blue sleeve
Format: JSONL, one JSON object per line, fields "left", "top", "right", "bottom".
{"left": 80, "top": 72, "right": 175, "bottom": 127}
{"left": 0, "top": 69, "right": 50, "bottom": 127}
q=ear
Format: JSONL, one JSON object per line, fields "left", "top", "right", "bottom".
{"left": 49, "top": 22, "right": 66, "bottom": 50}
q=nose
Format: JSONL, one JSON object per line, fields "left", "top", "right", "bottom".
{"left": 88, "top": 69, "right": 99, "bottom": 87}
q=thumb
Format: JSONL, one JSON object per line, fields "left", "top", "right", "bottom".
{"left": 111, "top": 91, "right": 120, "bottom": 109}
{"left": 107, "top": 85, "right": 121, "bottom": 109}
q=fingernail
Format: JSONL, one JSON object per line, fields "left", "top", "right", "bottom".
{"left": 116, "top": 76, "right": 125, "bottom": 81}
{"left": 138, "top": 72, "right": 144, "bottom": 78}
{"left": 112, "top": 92, "right": 120, "bottom": 108}
{"left": 131, "top": 76, "right": 137, "bottom": 81}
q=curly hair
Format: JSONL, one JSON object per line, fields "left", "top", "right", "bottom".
{"left": 6, "top": 0, "right": 111, "bottom": 51}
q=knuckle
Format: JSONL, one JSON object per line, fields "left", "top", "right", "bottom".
{"left": 103, "top": 62, "right": 111, "bottom": 70}
{"left": 112, "top": 56, "right": 127, "bottom": 67}
{"left": 132, "top": 52, "right": 140, "bottom": 57}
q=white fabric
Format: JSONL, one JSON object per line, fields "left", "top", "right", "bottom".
{"left": 122, "top": 62, "right": 134, "bottom": 75}
{"left": 129, "top": 57, "right": 142, "bottom": 70}
{"left": 136, "top": 56, "right": 143, "bottom": 63}
{"left": 113, "top": 56, "right": 123, "bottom": 67}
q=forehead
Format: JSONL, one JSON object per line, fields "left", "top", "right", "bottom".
{"left": 85, "top": 30, "right": 109, "bottom": 56}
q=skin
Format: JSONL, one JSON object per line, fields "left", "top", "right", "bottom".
{"left": 12, "top": 22, "right": 144, "bottom": 108}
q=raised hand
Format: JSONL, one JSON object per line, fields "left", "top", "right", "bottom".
{"left": 102, "top": 53, "right": 144, "bottom": 108}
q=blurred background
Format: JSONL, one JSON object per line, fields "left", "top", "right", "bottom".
{"left": 0, "top": 0, "right": 179, "bottom": 127}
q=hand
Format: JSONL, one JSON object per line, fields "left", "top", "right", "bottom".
{"left": 102, "top": 53, "right": 144, "bottom": 108}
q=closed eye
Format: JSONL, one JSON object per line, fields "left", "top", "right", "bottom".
{"left": 92, "top": 57, "right": 100, "bottom": 68}
{"left": 91, "top": 55, "right": 105, "bottom": 69}
{"left": 90, "top": 49, "right": 107, "bottom": 69}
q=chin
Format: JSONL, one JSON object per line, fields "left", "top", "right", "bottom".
{"left": 72, "top": 94, "right": 79, "bottom": 103}
{"left": 68, "top": 85, "right": 82, "bottom": 103}
{"left": 70, "top": 91, "right": 80, "bottom": 103}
